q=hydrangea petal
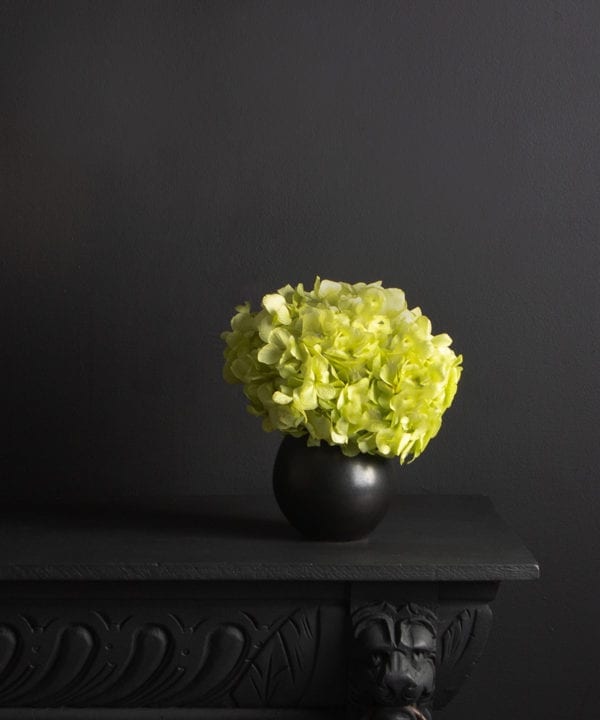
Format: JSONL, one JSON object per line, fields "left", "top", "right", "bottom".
{"left": 222, "top": 277, "right": 462, "bottom": 463}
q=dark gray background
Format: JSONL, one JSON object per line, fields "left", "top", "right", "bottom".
{"left": 2, "top": 1, "right": 599, "bottom": 717}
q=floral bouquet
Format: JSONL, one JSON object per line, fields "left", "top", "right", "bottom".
{"left": 222, "top": 278, "right": 462, "bottom": 464}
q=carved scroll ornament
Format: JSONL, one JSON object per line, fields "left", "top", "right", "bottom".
{"left": 0, "top": 606, "right": 321, "bottom": 707}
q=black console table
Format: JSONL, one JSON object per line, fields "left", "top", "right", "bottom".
{"left": 0, "top": 495, "right": 538, "bottom": 719}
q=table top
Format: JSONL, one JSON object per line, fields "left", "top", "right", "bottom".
{"left": 0, "top": 495, "right": 539, "bottom": 582}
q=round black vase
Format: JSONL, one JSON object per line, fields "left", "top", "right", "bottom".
{"left": 273, "top": 435, "right": 393, "bottom": 541}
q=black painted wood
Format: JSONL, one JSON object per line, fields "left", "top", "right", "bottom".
{"left": 0, "top": 496, "right": 538, "bottom": 716}
{"left": 0, "top": 495, "right": 538, "bottom": 581}
{"left": 0, "top": 711, "right": 342, "bottom": 719}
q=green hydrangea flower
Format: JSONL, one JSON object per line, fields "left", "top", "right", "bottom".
{"left": 222, "top": 278, "right": 462, "bottom": 463}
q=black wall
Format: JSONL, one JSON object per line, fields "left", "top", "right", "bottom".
{"left": 2, "top": 2, "right": 599, "bottom": 717}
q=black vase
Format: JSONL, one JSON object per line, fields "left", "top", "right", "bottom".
{"left": 273, "top": 435, "right": 393, "bottom": 541}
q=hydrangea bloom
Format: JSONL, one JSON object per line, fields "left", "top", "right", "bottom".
{"left": 222, "top": 278, "right": 462, "bottom": 463}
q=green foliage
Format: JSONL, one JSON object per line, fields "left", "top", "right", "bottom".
{"left": 222, "top": 278, "right": 462, "bottom": 463}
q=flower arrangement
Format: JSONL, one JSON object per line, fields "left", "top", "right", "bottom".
{"left": 222, "top": 278, "right": 462, "bottom": 463}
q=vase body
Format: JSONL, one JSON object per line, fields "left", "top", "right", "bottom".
{"left": 273, "top": 435, "right": 393, "bottom": 541}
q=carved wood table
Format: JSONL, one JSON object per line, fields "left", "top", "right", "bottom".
{"left": 0, "top": 495, "right": 538, "bottom": 719}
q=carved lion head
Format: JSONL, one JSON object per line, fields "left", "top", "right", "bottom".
{"left": 351, "top": 603, "right": 437, "bottom": 711}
